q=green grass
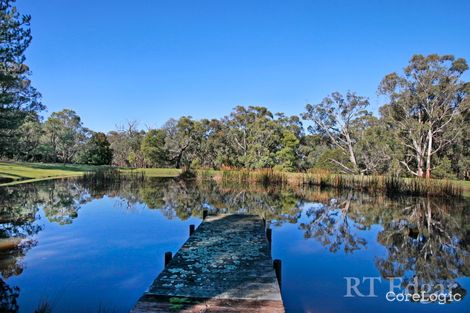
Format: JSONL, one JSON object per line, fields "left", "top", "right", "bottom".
{"left": 0, "top": 162, "right": 181, "bottom": 186}
{"left": 0, "top": 161, "right": 94, "bottom": 185}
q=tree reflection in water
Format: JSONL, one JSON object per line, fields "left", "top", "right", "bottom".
{"left": 300, "top": 191, "right": 368, "bottom": 253}
{"left": 0, "top": 176, "right": 469, "bottom": 309}
{"left": 376, "top": 197, "right": 470, "bottom": 296}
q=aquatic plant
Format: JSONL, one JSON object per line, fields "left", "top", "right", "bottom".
{"left": 196, "top": 170, "right": 463, "bottom": 198}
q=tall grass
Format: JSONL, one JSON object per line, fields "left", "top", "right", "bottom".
{"left": 197, "top": 169, "right": 463, "bottom": 198}
{"left": 220, "top": 169, "right": 287, "bottom": 185}
{"left": 81, "top": 167, "right": 146, "bottom": 186}
{"left": 294, "top": 173, "right": 462, "bottom": 197}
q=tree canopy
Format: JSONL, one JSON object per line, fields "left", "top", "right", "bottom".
{"left": 0, "top": 0, "right": 42, "bottom": 156}
{"left": 0, "top": 49, "right": 468, "bottom": 178}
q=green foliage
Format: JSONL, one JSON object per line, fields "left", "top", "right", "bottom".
{"left": 227, "top": 106, "right": 278, "bottom": 168}
{"left": 141, "top": 129, "right": 168, "bottom": 167}
{"left": 274, "top": 130, "right": 299, "bottom": 172}
{"left": 302, "top": 91, "right": 372, "bottom": 174}
{"left": 379, "top": 54, "right": 468, "bottom": 178}
{"left": 76, "top": 132, "right": 113, "bottom": 165}
{"left": 1, "top": 47, "right": 469, "bottom": 183}
{"left": 43, "top": 109, "right": 88, "bottom": 163}
{"left": 0, "top": 0, "right": 43, "bottom": 156}
{"left": 432, "top": 157, "right": 457, "bottom": 179}
{"left": 314, "top": 148, "right": 351, "bottom": 172}
{"left": 107, "top": 121, "right": 145, "bottom": 167}
{"left": 15, "top": 113, "right": 43, "bottom": 160}
{"left": 162, "top": 117, "right": 197, "bottom": 168}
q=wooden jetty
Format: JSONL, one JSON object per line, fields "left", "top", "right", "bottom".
{"left": 132, "top": 214, "right": 284, "bottom": 313}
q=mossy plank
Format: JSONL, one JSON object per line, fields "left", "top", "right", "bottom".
{"left": 132, "top": 214, "right": 284, "bottom": 313}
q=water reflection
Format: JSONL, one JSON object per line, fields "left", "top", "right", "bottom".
{"left": 376, "top": 197, "right": 470, "bottom": 295}
{"left": 300, "top": 191, "right": 368, "bottom": 253}
{"left": 0, "top": 177, "right": 469, "bottom": 312}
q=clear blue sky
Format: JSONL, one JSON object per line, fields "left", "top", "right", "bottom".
{"left": 17, "top": 0, "right": 470, "bottom": 132}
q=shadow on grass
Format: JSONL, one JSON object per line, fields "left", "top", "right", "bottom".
{"left": 0, "top": 172, "right": 24, "bottom": 179}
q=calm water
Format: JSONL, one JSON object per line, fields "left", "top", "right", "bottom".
{"left": 0, "top": 177, "right": 469, "bottom": 313}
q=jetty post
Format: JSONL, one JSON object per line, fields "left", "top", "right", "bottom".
{"left": 164, "top": 251, "right": 172, "bottom": 267}
{"left": 266, "top": 228, "right": 272, "bottom": 250}
{"left": 273, "top": 259, "right": 282, "bottom": 288}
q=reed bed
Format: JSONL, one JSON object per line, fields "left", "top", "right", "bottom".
{"left": 196, "top": 169, "right": 463, "bottom": 198}
{"left": 294, "top": 173, "right": 462, "bottom": 197}
{"left": 81, "top": 167, "right": 146, "bottom": 185}
{"left": 220, "top": 169, "right": 288, "bottom": 185}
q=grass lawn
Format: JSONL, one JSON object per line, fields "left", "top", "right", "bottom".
{"left": 0, "top": 161, "right": 94, "bottom": 185}
{"left": 0, "top": 162, "right": 180, "bottom": 187}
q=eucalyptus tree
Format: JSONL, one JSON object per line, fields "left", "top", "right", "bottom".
{"left": 141, "top": 128, "right": 168, "bottom": 167}
{"left": 0, "top": 0, "right": 42, "bottom": 156}
{"left": 43, "top": 109, "right": 89, "bottom": 163}
{"left": 302, "top": 91, "right": 372, "bottom": 174}
{"left": 225, "top": 106, "right": 282, "bottom": 168}
{"left": 188, "top": 118, "right": 234, "bottom": 169}
{"left": 108, "top": 121, "right": 144, "bottom": 167}
{"left": 457, "top": 109, "right": 470, "bottom": 179}
{"left": 446, "top": 95, "right": 470, "bottom": 180}
{"left": 163, "top": 116, "right": 199, "bottom": 168}
{"left": 354, "top": 117, "right": 400, "bottom": 175}
{"left": 379, "top": 54, "right": 469, "bottom": 178}
{"left": 200, "top": 118, "right": 234, "bottom": 168}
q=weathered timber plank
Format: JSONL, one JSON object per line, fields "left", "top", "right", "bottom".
{"left": 132, "top": 214, "right": 284, "bottom": 313}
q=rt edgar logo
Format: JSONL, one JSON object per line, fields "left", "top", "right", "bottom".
{"left": 344, "top": 276, "right": 463, "bottom": 304}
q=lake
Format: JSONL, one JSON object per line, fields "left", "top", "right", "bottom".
{"left": 0, "top": 176, "right": 469, "bottom": 313}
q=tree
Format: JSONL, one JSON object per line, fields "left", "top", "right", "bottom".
{"left": 379, "top": 54, "right": 469, "bottom": 178}
{"left": 77, "top": 132, "right": 113, "bottom": 165}
{"left": 107, "top": 121, "right": 144, "bottom": 167}
{"left": 141, "top": 129, "right": 168, "bottom": 167}
{"left": 274, "top": 130, "right": 299, "bottom": 172}
{"left": 302, "top": 91, "right": 372, "bottom": 174}
{"left": 354, "top": 118, "right": 400, "bottom": 175}
{"left": 448, "top": 93, "right": 470, "bottom": 180}
{"left": 0, "top": 0, "right": 42, "bottom": 156}
{"left": 14, "top": 113, "right": 42, "bottom": 161}
{"left": 163, "top": 117, "right": 197, "bottom": 168}
{"left": 225, "top": 106, "right": 282, "bottom": 169}
{"left": 195, "top": 118, "right": 233, "bottom": 169}
{"left": 43, "top": 109, "right": 88, "bottom": 163}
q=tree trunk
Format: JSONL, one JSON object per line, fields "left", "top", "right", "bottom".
{"left": 425, "top": 128, "right": 433, "bottom": 179}
{"left": 175, "top": 152, "right": 182, "bottom": 168}
{"left": 345, "top": 132, "right": 358, "bottom": 173}
{"left": 417, "top": 150, "right": 424, "bottom": 177}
